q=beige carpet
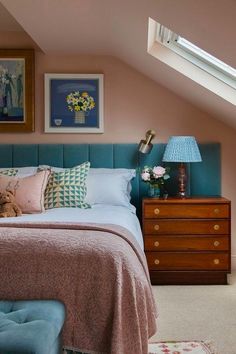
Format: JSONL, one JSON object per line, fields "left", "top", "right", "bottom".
{"left": 150, "top": 272, "right": 236, "bottom": 354}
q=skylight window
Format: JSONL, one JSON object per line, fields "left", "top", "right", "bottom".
{"left": 155, "top": 22, "right": 236, "bottom": 89}
{"left": 177, "top": 37, "right": 236, "bottom": 79}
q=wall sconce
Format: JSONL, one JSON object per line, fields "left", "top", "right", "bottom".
{"left": 163, "top": 136, "right": 202, "bottom": 198}
{"left": 138, "top": 130, "right": 156, "bottom": 154}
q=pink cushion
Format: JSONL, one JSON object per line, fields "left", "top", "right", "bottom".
{"left": 0, "top": 170, "right": 50, "bottom": 214}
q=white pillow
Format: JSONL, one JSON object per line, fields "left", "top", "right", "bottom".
{"left": 85, "top": 168, "right": 136, "bottom": 212}
{"left": 89, "top": 168, "right": 134, "bottom": 197}
{"left": 16, "top": 167, "right": 38, "bottom": 176}
{"left": 38, "top": 166, "right": 136, "bottom": 211}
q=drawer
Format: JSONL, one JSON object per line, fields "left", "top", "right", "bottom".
{"left": 143, "top": 220, "right": 229, "bottom": 235}
{"left": 143, "top": 203, "right": 230, "bottom": 219}
{"left": 146, "top": 252, "right": 229, "bottom": 270}
{"left": 144, "top": 236, "right": 229, "bottom": 251}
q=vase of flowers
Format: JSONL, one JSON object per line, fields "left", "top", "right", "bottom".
{"left": 141, "top": 165, "right": 170, "bottom": 198}
{"left": 66, "top": 91, "right": 95, "bottom": 124}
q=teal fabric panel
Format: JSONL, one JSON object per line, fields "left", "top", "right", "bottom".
{"left": 0, "top": 143, "right": 222, "bottom": 217}
{"left": 139, "top": 144, "right": 166, "bottom": 198}
{"left": 139, "top": 144, "right": 166, "bottom": 168}
{"left": 114, "top": 144, "right": 140, "bottom": 211}
{"left": 0, "top": 145, "right": 12, "bottom": 167}
{"left": 63, "top": 145, "right": 89, "bottom": 167}
{"left": 190, "top": 143, "right": 221, "bottom": 196}
{"left": 113, "top": 144, "right": 139, "bottom": 168}
{"left": 89, "top": 144, "right": 113, "bottom": 167}
{"left": 13, "top": 145, "right": 38, "bottom": 167}
{"left": 12, "top": 300, "right": 65, "bottom": 333}
{"left": 49, "top": 338, "right": 61, "bottom": 354}
{"left": 0, "top": 300, "right": 65, "bottom": 354}
{"left": 38, "top": 145, "right": 63, "bottom": 167}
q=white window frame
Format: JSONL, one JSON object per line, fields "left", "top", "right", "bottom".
{"left": 155, "top": 23, "right": 236, "bottom": 89}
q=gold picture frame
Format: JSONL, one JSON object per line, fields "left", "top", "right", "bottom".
{"left": 0, "top": 49, "right": 35, "bottom": 132}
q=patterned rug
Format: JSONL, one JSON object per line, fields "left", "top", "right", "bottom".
{"left": 63, "top": 341, "right": 217, "bottom": 354}
{"left": 148, "top": 341, "right": 217, "bottom": 354}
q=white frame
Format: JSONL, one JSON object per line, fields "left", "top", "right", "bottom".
{"left": 44, "top": 73, "right": 104, "bottom": 133}
{"left": 155, "top": 23, "right": 236, "bottom": 89}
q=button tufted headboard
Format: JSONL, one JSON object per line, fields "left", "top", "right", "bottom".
{"left": 0, "top": 143, "right": 221, "bottom": 218}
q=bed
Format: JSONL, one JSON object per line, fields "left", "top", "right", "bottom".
{"left": 0, "top": 143, "right": 221, "bottom": 354}
{"left": 0, "top": 208, "right": 157, "bottom": 354}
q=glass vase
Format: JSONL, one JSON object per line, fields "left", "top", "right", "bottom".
{"left": 148, "top": 184, "right": 160, "bottom": 198}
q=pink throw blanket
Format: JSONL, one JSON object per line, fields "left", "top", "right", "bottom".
{"left": 0, "top": 222, "right": 157, "bottom": 354}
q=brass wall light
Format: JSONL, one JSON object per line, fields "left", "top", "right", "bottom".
{"left": 138, "top": 130, "right": 156, "bottom": 154}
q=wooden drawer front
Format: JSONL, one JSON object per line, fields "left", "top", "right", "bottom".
{"left": 144, "top": 236, "right": 229, "bottom": 251}
{"left": 144, "top": 204, "right": 229, "bottom": 219}
{"left": 143, "top": 220, "right": 229, "bottom": 235}
{"left": 146, "top": 252, "right": 229, "bottom": 270}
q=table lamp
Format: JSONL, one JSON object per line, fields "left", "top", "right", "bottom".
{"left": 162, "top": 136, "right": 202, "bottom": 198}
{"left": 138, "top": 130, "right": 156, "bottom": 154}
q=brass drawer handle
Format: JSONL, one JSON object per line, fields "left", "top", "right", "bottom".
{"left": 154, "top": 224, "right": 160, "bottom": 231}
{"left": 154, "top": 241, "right": 159, "bottom": 247}
{"left": 214, "top": 208, "right": 219, "bottom": 214}
{"left": 154, "top": 259, "right": 160, "bottom": 265}
{"left": 214, "top": 224, "right": 220, "bottom": 231}
{"left": 154, "top": 208, "right": 160, "bottom": 215}
{"left": 214, "top": 259, "right": 220, "bottom": 265}
{"left": 214, "top": 241, "right": 220, "bottom": 247}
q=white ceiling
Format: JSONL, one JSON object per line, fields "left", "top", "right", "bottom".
{"left": 0, "top": 0, "right": 235, "bottom": 128}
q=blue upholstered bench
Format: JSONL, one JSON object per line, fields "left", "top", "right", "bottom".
{"left": 0, "top": 300, "right": 65, "bottom": 354}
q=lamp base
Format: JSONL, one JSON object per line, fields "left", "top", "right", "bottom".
{"left": 178, "top": 163, "right": 187, "bottom": 198}
{"left": 178, "top": 191, "right": 186, "bottom": 198}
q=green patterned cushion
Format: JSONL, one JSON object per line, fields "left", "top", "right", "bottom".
{"left": 44, "top": 162, "right": 90, "bottom": 209}
{"left": 0, "top": 168, "right": 18, "bottom": 176}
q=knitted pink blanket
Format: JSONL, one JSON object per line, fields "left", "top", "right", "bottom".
{"left": 0, "top": 222, "right": 157, "bottom": 354}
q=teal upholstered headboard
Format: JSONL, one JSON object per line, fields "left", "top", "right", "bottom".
{"left": 0, "top": 143, "right": 221, "bottom": 218}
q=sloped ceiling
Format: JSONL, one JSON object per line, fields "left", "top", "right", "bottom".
{"left": 0, "top": 2, "right": 22, "bottom": 31}
{"left": 0, "top": 0, "right": 235, "bottom": 128}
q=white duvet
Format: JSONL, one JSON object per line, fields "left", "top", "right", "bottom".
{"left": 0, "top": 204, "right": 144, "bottom": 250}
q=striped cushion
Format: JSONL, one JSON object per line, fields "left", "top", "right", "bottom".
{"left": 44, "top": 162, "right": 90, "bottom": 209}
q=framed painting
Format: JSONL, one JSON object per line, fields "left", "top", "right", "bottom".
{"left": 0, "top": 49, "right": 34, "bottom": 132}
{"left": 45, "top": 73, "right": 104, "bottom": 133}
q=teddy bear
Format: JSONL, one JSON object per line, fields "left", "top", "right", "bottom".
{"left": 0, "top": 189, "right": 22, "bottom": 218}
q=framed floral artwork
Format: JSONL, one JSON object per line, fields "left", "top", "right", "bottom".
{"left": 44, "top": 73, "right": 104, "bottom": 133}
{"left": 0, "top": 49, "right": 35, "bottom": 132}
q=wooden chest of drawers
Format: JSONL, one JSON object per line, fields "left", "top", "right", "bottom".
{"left": 142, "top": 197, "right": 231, "bottom": 285}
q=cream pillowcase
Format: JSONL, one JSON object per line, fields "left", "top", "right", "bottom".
{"left": 85, "top": 169, "right": 136, "bottom": 212}
{"left": 0, "top": 170, "right": 50, "bottom": 214}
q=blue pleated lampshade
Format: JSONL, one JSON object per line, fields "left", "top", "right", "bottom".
{"left": 163, "top": 136, "right": 202, "bottom": 162}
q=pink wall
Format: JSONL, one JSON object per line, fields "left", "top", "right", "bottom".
{"left": 0, "top": 49, "right": 233, "bottom": 144}
{"left": 1, "top": 32, "right": 236, "bottom": 265}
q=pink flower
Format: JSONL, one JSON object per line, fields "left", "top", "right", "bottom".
{"left": 153, "top": 166, "right": 166, "bottom": 178}
{"left": 141, "top": 171, "right": 150, "bottom": 181}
